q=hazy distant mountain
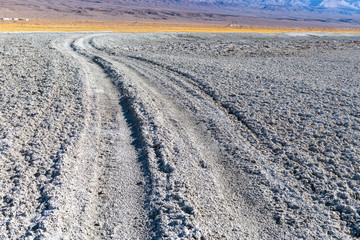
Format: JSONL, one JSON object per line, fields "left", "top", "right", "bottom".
{"left": 1, "top": 0, "right": 360, "bottom": 27}
{"left": 193, "top": 0, "right": 360, "bottom": 9}
{"left": 184, "top": 0, "right": 360, "bottom": 14}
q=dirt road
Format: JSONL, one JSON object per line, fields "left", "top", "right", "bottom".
{"left": 1, "top": 33, "right": 359, "bottom": 239}
{"left": 63, "top": 34, "right": 279, "bottom": 239}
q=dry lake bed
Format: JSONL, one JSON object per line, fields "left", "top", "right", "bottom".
{"left": 0, "top": 32, "right": 359, "bottom": 239}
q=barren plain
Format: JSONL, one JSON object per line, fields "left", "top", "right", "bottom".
{"left": 2, "top": 21, "right": 360, "bottom": 34}
{"left": 0, "top": 32, "right": 360, "bottom": 239}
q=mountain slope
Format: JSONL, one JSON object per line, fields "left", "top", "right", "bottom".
{"left": 0, "top": 0, "right": 359, "bottom": 28}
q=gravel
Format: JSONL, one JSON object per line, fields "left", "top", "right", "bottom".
{"left": 0, "top": 33, "right": 85, "bottom": 239}
{"left": 1, "top": 32, "right": 359, "bottom": 239}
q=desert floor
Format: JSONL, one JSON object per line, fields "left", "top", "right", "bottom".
{"left": 0, "top": 32, "right": 359, "bottom": 239}
{"left": 2, "top": 21, "right": 360, "bottom": 33}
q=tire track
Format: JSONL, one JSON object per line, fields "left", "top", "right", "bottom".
{"left": 89, "top": 37, "right": 275, "bottom": 155}
{"left": 84, "top": 35, "right": 284, "bottom": 239}
{"left": 49, "top": 36, "right": 150, "bottom": 239}
{"left": 125, "top": 55, "right": 278, "bottom": 154}
{"left": 74, "top": 36, "right": 200, "bottom": 238}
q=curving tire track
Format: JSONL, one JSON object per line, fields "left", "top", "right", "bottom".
{"left": 0, "top": 33, "right": 284, "bottom": 239}
{"left": 48, "top": 35, "right": 150, "bottom": 239}
{"left": 81, "top": 34, "right": 284, "bottom": 239}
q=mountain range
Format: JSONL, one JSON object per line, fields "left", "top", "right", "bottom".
{"left": 159, "top": 0, "right": 360, "bottom": 15}
{"left": 193, "top": 0, "right": 360, "bottom": 10}
{"left": 1, "top": 0, "right": 360, "bottom": 27}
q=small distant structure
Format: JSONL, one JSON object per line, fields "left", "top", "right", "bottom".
{"left": 0, "top": 18, "right": 29, "bottom": 21}
{"left": 228, "top": 24, "right": 243, "bottom": 29}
